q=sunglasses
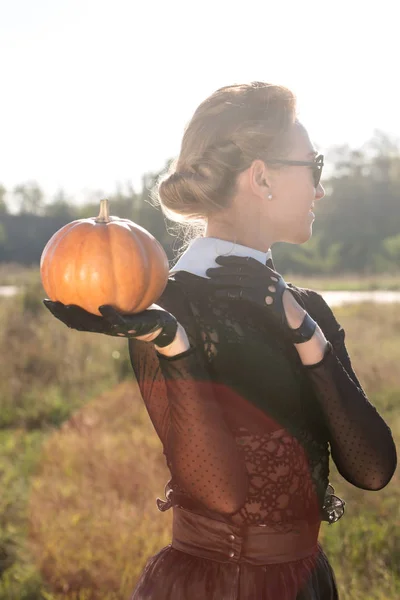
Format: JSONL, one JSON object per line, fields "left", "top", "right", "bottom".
{"left": 266, "top": 154, "right": 324, "bottom": 187}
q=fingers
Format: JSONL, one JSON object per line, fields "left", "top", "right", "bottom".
{"left": 134, "top": 327, "right": 163, "bottom": 342}
{"left": 215, "top": 255, "right": 262, "bottom": 270}
{"left": 208, "top": 278, "right": 249, "bottom": 289}
{"left": 211, "top": 257, "right": 281, "bottom": 279}
{"left": 213, "top": 288, "right": 250, "bottom": 301}
{"left": 44, "top": 300, "right": 93, "bottom": 319}
{"left": 43, "top": 299, "right": 65, "bottom": 317}
{"left": 207, "top": 275, "right": 260, "bottom": 290}
{"left": 98, "top": 306, "right": 165, "bottom": 338}
{"left": 43, "top": 299, "right": 63, "bottom": 308}
{"left": 43, "top": 300, "right": 87, "bottom": 330}
{"left": 43, "top": 300, "right": 79, "bottom": 324}
{"left": 206, "top": 266, "right": 253, "bottom": 278}
{"left": 98, "top": 304, "right": 124, "bottom": 322}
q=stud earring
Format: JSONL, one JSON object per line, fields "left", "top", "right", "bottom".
{"left": 267, "top": 194, "right": 273, "bottom": 200}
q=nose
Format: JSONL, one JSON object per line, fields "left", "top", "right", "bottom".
{"left": 315, "top": 182, "right": 325, "bottom": 200}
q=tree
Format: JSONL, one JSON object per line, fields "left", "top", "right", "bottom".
{"left": 0, "top": 185, "right": 7, "bottom": 214}
{"left": 44, "top": 189, "right": 75, "bottom": 220}
{"left": 13, "top": 181, "right": 45, "bottom": 215}
{"left": 308, "top": 132, "right": 400, "bottom": 273}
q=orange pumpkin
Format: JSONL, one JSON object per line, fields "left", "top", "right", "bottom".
{"left": 40, "top": 199, "right": 170, "bottom": 316}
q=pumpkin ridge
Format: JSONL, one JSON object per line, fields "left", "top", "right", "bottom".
{"left": 43, "top": 221, "right": 84, "bottom": 301}
{"left": 92, "top": 221, "right": 118, "bottom": 313}
{"left": 137, "top": 226, "right": 162, "bottom": 312}
{"left": 106, "top": 222, "right": 119, "bottom": 312}
{"left": 78, "top": 223, "right": 100, "bottom": 309}
{"left": 74, "top": 222, "right": 105, "bottom": 312}
{"left": 123, "top": 224, "right": 148, "bottom": 312}
{"left": 41, "top": 223, "right": 67, "bottom": 297}
{"left": 135, "top": 229, "right": 159, "bottom": 311}
{"left": 58, "top": 222, "right": 94, "bottom": 307}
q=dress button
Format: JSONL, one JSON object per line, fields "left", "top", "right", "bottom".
{"left": 229, "top": 550, "right": 235, "bottom": 558}
{"left": 228, "top": 534, "right": 235, "bottom": 541}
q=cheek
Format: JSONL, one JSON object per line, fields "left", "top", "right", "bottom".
{"left": 274, "top": 194, "right": 306, "bottom": 224}
{"left": 282, "top": 176, "right": 313, "bottom": 212}
{"left": 274, "top": 201, "right": 297, "bottom": 223}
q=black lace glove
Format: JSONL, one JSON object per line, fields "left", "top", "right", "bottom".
{"left": 205, "top": 255, "right": 317, "bottom": 344}
{"left": 42, "top": 300, "right": 178, "bottom": 347}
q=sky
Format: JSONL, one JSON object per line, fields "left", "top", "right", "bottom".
{"left": 1, "top": 0, "right": 399, "bottom": 210}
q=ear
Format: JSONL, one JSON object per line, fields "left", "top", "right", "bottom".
{"left": 248, "top": 160, "right": 271, "bottom": 199}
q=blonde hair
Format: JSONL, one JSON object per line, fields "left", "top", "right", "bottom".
{"left": 152, "top": 81, "right": 297, "bottom": 245}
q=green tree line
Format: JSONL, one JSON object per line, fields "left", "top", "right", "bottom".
{"left": 1, "top": 131, "right": 399, "bottom": 274}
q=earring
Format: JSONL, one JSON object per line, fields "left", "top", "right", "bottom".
{"left": 263, "top": 179, "right": 273, "bottom": 200}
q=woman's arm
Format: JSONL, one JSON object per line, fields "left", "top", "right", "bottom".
{"left": 286, "top": 287, "right": 397, "bottom": 491}
{"left": 128, "top": 282, "right": 249, "bottom": 515}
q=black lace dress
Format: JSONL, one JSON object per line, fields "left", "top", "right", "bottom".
{"left": 128, "top": 272, "right": 397, "bottom": 600}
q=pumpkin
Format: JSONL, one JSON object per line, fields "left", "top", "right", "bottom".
{"left": 40, "top": 199, "right": 170, "bottom": 316}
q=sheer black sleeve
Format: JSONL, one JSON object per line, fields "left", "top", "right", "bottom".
{"left": 296, "top": 287, "right": 397, "bottom": 491}
{"left": 128, "top": 281, "right": 249, "bottom": 515}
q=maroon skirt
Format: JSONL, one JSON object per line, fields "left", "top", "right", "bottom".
{"left": 130, "top": 506, "right": 339, "bottom": 600}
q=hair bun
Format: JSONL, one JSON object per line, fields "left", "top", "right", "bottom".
{"left": 155, "top": 82, "right": 296, "bottom": 227}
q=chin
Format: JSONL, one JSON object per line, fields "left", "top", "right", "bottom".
{"left": 282, "top": 228, "right": 313, "bottom": 245}
{"left": 299, "top": 228, "right": 313, "bottom": 244}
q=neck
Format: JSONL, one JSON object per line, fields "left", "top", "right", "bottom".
{"left": 205, "top": 220, "right": 273, "bottom": 253}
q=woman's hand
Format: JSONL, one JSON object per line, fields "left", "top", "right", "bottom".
{"left": 205, "top": 255, "right": 317, "bottom": 344}
{"left": 42, "top": 300, "right": 180, "bottom": 348}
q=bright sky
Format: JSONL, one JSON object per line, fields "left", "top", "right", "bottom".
{"left": 1, "top": 0, "right": 399, "bottom": 209}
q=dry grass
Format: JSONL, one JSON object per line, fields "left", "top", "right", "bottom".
{"left": 0, "top": 285, "right": 131, "bottom": 429}
{"left": 28, "top": 381, "right": 172, "bottom": 599}
{"left": 336, "top": 302, "right": 400, "bottom": 396}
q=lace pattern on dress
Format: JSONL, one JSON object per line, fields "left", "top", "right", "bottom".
{"left": 155, "top": 426, "right": 345, "bottom": 529}
{"left": 150, "top": 276, "right": 347, "bottom": 526}
{"left": 232, "top": 427, "right": 318, "bottom": 527}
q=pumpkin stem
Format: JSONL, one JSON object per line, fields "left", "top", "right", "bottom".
{"left": 96, "top": 199, "right": 111, "bottom": 223}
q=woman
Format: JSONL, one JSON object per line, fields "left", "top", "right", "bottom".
{"left": 44, "top": 82, "right": 397, "bottom": 600}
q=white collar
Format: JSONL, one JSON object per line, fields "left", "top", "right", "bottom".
{"left": 169, "top": 236, "right": 273, "bottom": 278}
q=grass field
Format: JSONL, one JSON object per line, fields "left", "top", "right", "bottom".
{"left": 1, "top": 262, "right": 400, "bottom": 291}
{"left": 0, "top": 265, "right": 399, "bottom": 599}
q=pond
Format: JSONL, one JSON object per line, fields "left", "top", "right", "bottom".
{"left": 314, "top": 290, "right": 400, "bottom": 306}
{"left": 1, "top": 286, "right": 400, "bottom": 306}
{"left": 0, "top": 285, "right": 20, "bottom": 297}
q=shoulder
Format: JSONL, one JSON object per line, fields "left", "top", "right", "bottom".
{"left": 156, "top": 277, "right": 187, "bottom": 314}
{"left": 159, "top": 272, "right": 209, "bottom": 312}
{"left": 129, "top": 277, "right": 197, "bottom": 358}
{"left": 156, "top": 276, "right": 199, "bottom": 340}
{"left": 287, "top": 282, "right": 343, "bottom": 340}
